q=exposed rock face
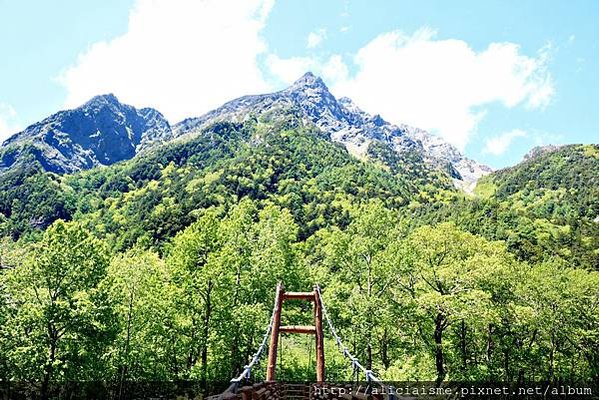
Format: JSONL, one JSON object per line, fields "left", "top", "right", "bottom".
{"left": 174, "top": 72, "right": 492, "bottom": 189}
{"left": 0, "top": 94, "right": 172, "bottom": 174}
{"left": 402, "top": 125, "right": 493, "bottom": 191}
{"left": 523, "top": 144, "right": 563, "bottom": 161}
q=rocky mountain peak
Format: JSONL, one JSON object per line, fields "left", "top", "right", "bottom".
{"left": 0, "top": 95, "right": 172, "bottom": 174}
{"left": 81, "top": 93, "right": 123, "bottom": 112}
{"left": 1, "top": 72, "right": 492, "bottom": 192}
{"left": 85, "top": 93, "right": 119, "bottom": 104}
{"left": 523, "top": 144, "right": 563, "bottom": 161}
{"left": 287, "top": 72, "right": 326, "bottom": 90}
{"left": 171, "top": 72, "right": 492, "bottom": 191}
{"left": 279, "top": 73, "right": 349, "bottom": 134}
{"left": 284, "top": 71, "right": 336, "bottom": 104}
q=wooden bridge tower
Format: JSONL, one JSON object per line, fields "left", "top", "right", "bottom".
{"left": 266, "top": 283, "right": 325, "bottom": 382}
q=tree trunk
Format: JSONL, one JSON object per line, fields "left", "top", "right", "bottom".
{"left": 460, "top": 320, "right": 467, "bottom": 371}
{"left": 549, "top": 331, "right": 555, "bottom": 380}
{"left": 366, "top": 254, "right": 373, "bottom": 370}
{"left": 367, "top": 340, "right": 373, "bottom": 371}
{"left": 187, "top": 323, "right": 197, "bottom": 370}
{"left": 119, "top": 290, "right": 135, "bottom": 400}
{"left": 434, "top": 313, "right": 446, "bottom": 387}
{"left": 486, "top": 324, "right": 494, "bottom": 366}
{"left": 41, "top": 325, "right": 57, "bottom": 400}
{"left": 504, "top": 348, "right": 511, "bottom": 382}
{"left": 381, "top": 328, "right": 390, "bottom": 369}
{"left": 230, "top": 268, "right": 242, "bottom": 375}
{"left": 200, "top": 280, "right": 213, "bottom": 389}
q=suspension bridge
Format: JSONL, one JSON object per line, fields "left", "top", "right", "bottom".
{"left": 207, "top": 283, "right": 397, "bottom": 400}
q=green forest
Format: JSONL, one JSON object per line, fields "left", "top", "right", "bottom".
{"left": 0, "top": 117, "right": 598, "bottom": 395}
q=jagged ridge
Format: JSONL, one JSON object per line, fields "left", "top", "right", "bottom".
{"left": 0, "top": 73, "right": 491, "bottom": 189}
{"left": 0, "top": 94, "right": 172, "bottom": 174}
{"left": 174, "top": 72, "right": 491, "bottom": 190}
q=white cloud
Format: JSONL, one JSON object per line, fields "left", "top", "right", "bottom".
{"left": 321, "top": 55, "right": 349, "bottom": 84}
{"left": 340, "top": 26, "right": 351, "bottom": 33}
{"left": 0, "top": 103, "right": 21, "bottom": 144}
{"left": 266, "top": 54, "right": 315, "bottom": 84}
{"left": 483, "top": 129, "right": 527, "bottom": 156}
{"left": 59, "top": 0, "right": 274, "bottom": 122}
{"left": 330, "top": 28, "right": 554, "bottom": 150}
{"left": 266, "top": 54, "right": 348, "bottom": 87}
{"left": 530, "top": 131, "right": 565, "bottom": 146}
{"left": 307, "top": 29, "right": 327, "bottom": 49}
{"left": 340, "top": 1, "right": 350, "bottom": 18}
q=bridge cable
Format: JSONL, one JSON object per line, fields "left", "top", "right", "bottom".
{"left": 314, "top": 285, "right": 386, "bottom": 390}
{"left": 227, "top": 284, "right": 282, "bottom": 392}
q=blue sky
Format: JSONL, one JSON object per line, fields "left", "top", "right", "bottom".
{"left": 0, "top": 0, "right": 597, "bottom": 168}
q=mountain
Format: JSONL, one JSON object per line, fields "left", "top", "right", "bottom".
{"left": 0, "top": 94, "right": 172, "bottom": 174}
{"left": 174, "top": 72, "right": 491, "bottom": 191}
{"left": 0, "top": 73, "right": 490, "bottom": 191}
{"left": 402, "top": 126, "right": 493, "bottom": 192}
{"left": 0, "top": 114, "right": 432, "bottom": 240}
{"left": 489, "top": 144, "right": 599, "bottom": 265}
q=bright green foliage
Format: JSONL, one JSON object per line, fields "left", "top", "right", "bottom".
{"left": 384, "top": 224, "right": 518, "bottom": 382}
{"left": 165, "top": 201, "right": 307, "bottom": 382}
{"left": 0, "top": 121, "right": 597, "bottom": 390}
{"left": 307, "top": 201, "right": 401, "bottom": 376}
{"left": 0, "top": 221, "right": 115, "bottom": 395}
{"left": 103, "top": 248, "right": 176, "bottom": 382}
{"left": 511, "top": 261, "right": 599, "bottom": 380}
{"left": 492, "top": 145, "right": 598, "bottom": 216}
{"left": 0, "top": 119, "right": 436, "bottom": 244}
{"left": 0, "top": 167, "right": 76, "bottom": 239}
{"left": 411, "top": 147, "right": 599, "bottom": 270}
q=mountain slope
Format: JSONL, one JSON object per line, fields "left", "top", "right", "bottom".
{"left": 409, "top": 144, "right": 599, "bottom": 268}
{"left": 0, "top": 94, "right": 172, "bottom": 174}
{"left": 0, "top": 112, "right": 439, "bottom": 240}
{"left": 175, "top": 72, "right": 491, "bottom": 190}
{"left": 476, "top": 144, "right": 599, "bottom": 219}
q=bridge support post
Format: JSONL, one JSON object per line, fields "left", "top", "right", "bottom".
{"left": 266, "top": 282, "right": 284, "bottom": 381}
{"left": 314, "top": 284, "right": 325, "bottom": 383}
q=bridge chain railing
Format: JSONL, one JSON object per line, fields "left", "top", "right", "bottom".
{"left": 225, "top": 284, "right": 282, "bottom": 393}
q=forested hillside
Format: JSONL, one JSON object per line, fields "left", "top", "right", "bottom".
{"left": 403, "top": 145, "right": 599, "bottom": 269}
{"left": 0, "top": 108, "right": 597, "bottom": 398}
